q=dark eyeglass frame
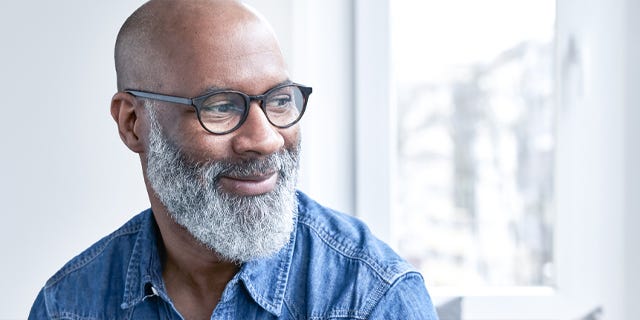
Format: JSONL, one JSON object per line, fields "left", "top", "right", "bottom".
{"left": 125, "top": 83, "right": 312, "bottom": 135}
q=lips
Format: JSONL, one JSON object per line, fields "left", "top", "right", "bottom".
{"left": 218, "top": 172, "right": 278, "bottom": 196}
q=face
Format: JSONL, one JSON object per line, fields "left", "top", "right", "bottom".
{"left": 145, "top": 102, "right": 299, "bottom": 263}
{"left": 135, "top": 5, "right": 302, "bottom": 261}
{"left": 148, "top": 14, "right": 299, "bottom": 197}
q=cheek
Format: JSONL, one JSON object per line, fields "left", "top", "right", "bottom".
{"left": 159, "top": 107, "right": 200, "bottom": 136}
{"left": 280, "top": 126, "right": 301, "bottom": 149}
{"left": 185, "top": 131, "right": 233, "bottom": 160}
{"left": 163, "top": 111, "right": 234, "bottom": 161}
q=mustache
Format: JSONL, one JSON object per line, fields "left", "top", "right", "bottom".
{"left": 186, "top": 146, "right": 300, "bottom": 186}
{"left": 205, "top": 150, "right": 292, "bottom": 181}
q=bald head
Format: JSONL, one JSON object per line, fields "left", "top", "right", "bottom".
{"left": 114, "top": 0, "right": 284, "bottom": 92}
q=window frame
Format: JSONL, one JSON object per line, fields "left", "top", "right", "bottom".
{"left": 352, "top": 0, "right": 619, "bottom": 318}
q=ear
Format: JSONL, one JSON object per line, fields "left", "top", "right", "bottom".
{"left": 111, "top": 92, "right": 146, "bottom": 153}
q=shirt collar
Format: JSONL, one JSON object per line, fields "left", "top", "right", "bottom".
{"left": 235, "top": 213, "right": 297, "bottom": 316}
{"left": 120, "top": 209, "right": 165, "bottom": 309}
{"left": 118, "top": 205, "right": 299, "bottom": 317}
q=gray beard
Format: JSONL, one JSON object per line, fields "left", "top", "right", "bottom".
{"left": 145, "top": 105, "right": 299, "bottom": 263}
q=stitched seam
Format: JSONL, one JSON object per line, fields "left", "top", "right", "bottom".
{"left": 297, "top": 216, "right": 398, "bottom": 284}
{"left": 362, "top": 275, "right": 395, "bottom": 316}
{"left": 283, "top": 299, "right": 301, "bottom": 320}
{"left": 46, "top": 223, "right": 142, "bottom": 287}
{"left": 43, "top": 286, "right": 52, "bottom": 320}
{"left": 309, "top": 310, "right": 368, "bottom": 319}
{"left": 363, "top": 272, "right": 425, "bottom": 318}
{"left": 50, "top": 311, "right": 98, "bottom": 320}
{"left": 121, "top": 232, "right": 144, "bottom": 308}
{"left": 297, "top": 215, "right": 379, "bottom": 265}
{"left": 271, "top": 214, "right": 298, "bottom": 314}
{"left": 243, "top": 280, "right": 272, "bottom": 312}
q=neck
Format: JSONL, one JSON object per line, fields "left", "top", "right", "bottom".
{"left": 150, "top": 195, "right": 240, "bottom": 318}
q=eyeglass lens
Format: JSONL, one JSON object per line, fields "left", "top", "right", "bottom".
{"left": 200, "top": 85, "right": 304, "bottom": 133}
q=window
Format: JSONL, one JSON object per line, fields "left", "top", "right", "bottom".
{"left": 354, "top": 0, "right": 636, "bottom": 318}
{"left": 391, "top": 0, "right": 556, "bottom": 288}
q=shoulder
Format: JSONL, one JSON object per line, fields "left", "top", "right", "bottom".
{"left": 295, "top": 191, "right": 412, "bottom": 282}
{"left": 46, "top": 211, "right": 146, "bottom": 287}
{"left": 285, "top": 192, "right": 436, "bottom": 319}
{"left": 34, "top": 210, "right": 150, "bottom": 319}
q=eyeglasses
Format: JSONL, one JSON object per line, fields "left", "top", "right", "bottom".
{"left": 126, "top": 83, "right": 312, "bottom": 135}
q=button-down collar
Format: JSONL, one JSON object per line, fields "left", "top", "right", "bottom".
{"left": 119, "top": 208, "right": 297, "bottom": 317}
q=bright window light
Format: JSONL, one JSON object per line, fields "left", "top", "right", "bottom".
{"left": 391, "top": 0, "right": 556, "bottom": 288}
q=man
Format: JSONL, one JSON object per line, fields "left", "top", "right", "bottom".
{"left": 29, "top": 0, "right": 438, "bottom": 319}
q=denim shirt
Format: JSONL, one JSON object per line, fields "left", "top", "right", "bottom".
{"left": 29, "top": 191, "right": 438, "bottom": 320}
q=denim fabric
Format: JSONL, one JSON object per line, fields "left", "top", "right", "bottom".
{"left": 29, "top": 191, "right": 438, "bottom": 320}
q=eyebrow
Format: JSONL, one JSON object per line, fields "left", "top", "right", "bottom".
{"left": 201, "top": 79, "right": 293, "bottom": 96}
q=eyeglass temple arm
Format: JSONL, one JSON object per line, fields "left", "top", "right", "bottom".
{"left": 125, "top": 90, "right": 193, "bottom": 106}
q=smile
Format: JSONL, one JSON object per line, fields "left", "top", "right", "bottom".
{"left": 218, "top": 172, "right": 279, "bottom": 196}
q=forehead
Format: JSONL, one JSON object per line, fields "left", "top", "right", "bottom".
{"left": 151, "top": 6, "right": 289, "bottom": 96}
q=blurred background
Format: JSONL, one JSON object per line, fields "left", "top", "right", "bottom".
{"left": 0, "top": 0, "right": 638, "bottom": 319}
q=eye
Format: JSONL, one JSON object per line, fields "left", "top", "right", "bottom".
{"left": 201, "top": 93, "right": 246, "bottom": 116}
{"left": 200, "top": 97, "right": 245, "bottom": 126}
{"left": 266, "top": 94, "right": 293, "bottom": 110}
{"left": 203, "top": 102, "right": 242, "bottom": 114}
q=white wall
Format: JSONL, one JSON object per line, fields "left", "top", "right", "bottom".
{"left": 555, "top": 0, "right": 638, "bottom": 318}
{"left": 0, "top": 1, "right": 355, "bottom": 318}
{"left": 0, "top": 2, "right": 148, "bottom": 318}
{"left": 624, "top": 0, "right": 640, "bottom": 317}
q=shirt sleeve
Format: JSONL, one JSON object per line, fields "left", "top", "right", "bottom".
{"left": 28, "top": 288, "right": 50, "bottom": 320}
{"left": 368, "top": 272, "right": 440, "bottom": 320}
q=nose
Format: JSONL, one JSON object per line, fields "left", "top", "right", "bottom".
{"left": 231, "top": 101, "right": 284, "bottom": 157}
